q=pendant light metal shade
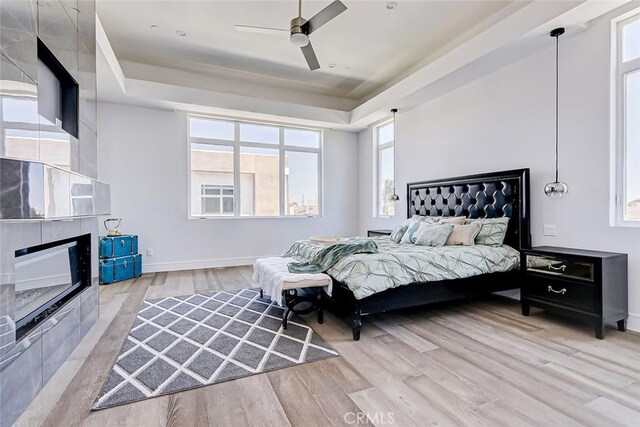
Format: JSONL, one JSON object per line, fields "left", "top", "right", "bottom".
{"left": 389, "top": 108, "right": 400, "bottom": 202}
{"left": 545, "top": 27, "right": 568, "bottom": 198}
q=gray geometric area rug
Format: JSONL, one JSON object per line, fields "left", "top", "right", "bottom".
{"left": 93, "top": 288, "right": 338, "bottom": 410}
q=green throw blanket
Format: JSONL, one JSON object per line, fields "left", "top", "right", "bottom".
{"left": 288, "top": 240, "right": 379, "bottom": 274}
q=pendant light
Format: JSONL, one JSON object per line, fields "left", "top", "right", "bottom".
{"left": 544, "top": 27, "right": 569, "bottom": 197}
{"left": 389, "top": 108, "right": 400, "bottom": 202}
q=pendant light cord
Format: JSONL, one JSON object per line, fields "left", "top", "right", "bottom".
{"left": 555, "top": 33, "right": 560, "bottom": 183}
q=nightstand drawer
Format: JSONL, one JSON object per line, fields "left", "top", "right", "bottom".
{"left": 526, "top": 254, "right": 595, "bottom": 282}
{"left": 524, "top": 279, "right": 596, "bottom": 312}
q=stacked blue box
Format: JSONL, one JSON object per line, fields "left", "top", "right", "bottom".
{"left": 99, "top": 235, "right": 143, "bottom": 285}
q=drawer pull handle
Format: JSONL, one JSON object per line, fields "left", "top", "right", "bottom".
{"left": 120, "top": 239, "right": 125, "bottom": 247}
{"left": 123, "top": 261, "right": 128, "bottom": 268}
{"left": 547, "top": 263, "right": 567, "bottom": 272}
{"left": 547, "top": 285, "right": 567, "bottom": 295}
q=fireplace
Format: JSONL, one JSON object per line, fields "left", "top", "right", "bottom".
{"left": 14, "top": 234, "right": 91, "bottom": 341}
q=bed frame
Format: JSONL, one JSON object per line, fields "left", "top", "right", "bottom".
{"left": 325, "top": 168, "right": 531, "bottom": 340}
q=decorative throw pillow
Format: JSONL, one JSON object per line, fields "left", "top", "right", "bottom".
{"left": 445, "top": 223, "right": 480, "bottom": 246}
{"left": 423, "top": 216, "right": 442, "bottom": 224}
{"left": 439, "top": 216, "right": 466, "bottom": 225}
{"left": 389, "top": 225, "right": 408, "bottom": 243}
{"left": 415, "top": 224, "right": 454, "bottom": 247}
{"left": 400, "top": 220, "right": 425, "bottom": 244}
{"left": 473, "top": 217, "right": 510, "bottom": 246}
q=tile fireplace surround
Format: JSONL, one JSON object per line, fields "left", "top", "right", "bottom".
{"left": 0, "top": 220, "right": 101, "bottom": 425}
{"left": 0, "top": 0, "right": 104, "bottom": 424}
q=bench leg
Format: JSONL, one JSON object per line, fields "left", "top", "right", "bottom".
{"left": 317, "top": 292, "right": 323, "bottom": 324}
{"left": 282, "top": 307, "right": 290, "bottom": 330}
{"left": 259, "top": 288, "right": 263, "bottom": 298}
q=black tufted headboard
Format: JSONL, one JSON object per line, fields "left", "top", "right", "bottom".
{"left": 407, "top": 169, "right": 531, "bottom": 251}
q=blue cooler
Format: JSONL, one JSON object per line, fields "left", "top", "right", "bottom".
{"left": 99, "top": 235, "right": 142, "bottom": 285}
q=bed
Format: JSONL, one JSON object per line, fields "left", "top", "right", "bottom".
{"left": 286, "top": 169, "right": 531, "bottom": 340}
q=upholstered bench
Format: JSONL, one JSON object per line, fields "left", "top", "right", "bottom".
{"left": 252, "top": 257, "right": 332, "bottom": 329}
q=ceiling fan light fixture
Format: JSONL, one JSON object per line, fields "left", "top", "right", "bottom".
{"left": 290, "top": 32, "right": 309, "bottom": 47}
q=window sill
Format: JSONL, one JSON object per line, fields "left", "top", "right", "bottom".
{"left": 189, "top": 215, "right": 321, "bottom": 220}
{"left": 611, "top": 220, "right": 640, "bottom": 228}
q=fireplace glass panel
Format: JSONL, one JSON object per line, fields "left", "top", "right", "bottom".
{"left": 15, "top": 241, "right": 79, "bottom": 323}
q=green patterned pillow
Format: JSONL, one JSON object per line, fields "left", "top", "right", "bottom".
{"left": 471, "top": 217, "right": 510, "bottom": 246}
{"left": 414, "top": 224, "right": 454, "bottom": 247}
{"left": 389, "top": 225, "right": 408, "bottom": 243}
{"left": 400, "top": 220, "right": 424, "bottom": 244}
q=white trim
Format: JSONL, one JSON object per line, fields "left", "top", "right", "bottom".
{"left": 627, "top": 312, "right": 640, "bottom": 333}
{"left": 142, "top": 256, "right": 274, "bottom": 273}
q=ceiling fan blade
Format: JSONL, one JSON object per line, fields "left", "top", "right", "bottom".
{"left": 301, "top": 0, "right": 347, "bottom": 34}
{"left": 301, "top": 42, "right": 320, "bottom": 70}
{"left": 234, "top": 25, "right": 289, "bottom": 35}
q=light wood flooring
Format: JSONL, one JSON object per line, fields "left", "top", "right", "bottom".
{"left": 15, "top": 266, "right": 640, "bottom": 426}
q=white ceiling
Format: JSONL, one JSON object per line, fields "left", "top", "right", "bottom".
{"left": 97, "top": 0, "right": 513, "bottom": 102}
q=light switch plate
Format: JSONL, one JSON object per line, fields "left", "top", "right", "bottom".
{"left": 543, "top": 224, "right": 557, "bottom": 236}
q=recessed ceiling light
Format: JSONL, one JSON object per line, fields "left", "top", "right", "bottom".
{"left": 328, "top": 63, "right": 336, "bottom": 68}
{"left": 150, "top": 25, "right": 159, "bottom": 30}
{"left": 386, "top": 2, "right": 398, "bottom": 10}
{"left": 176, "top": 30, "right": 186, "bottom": 37}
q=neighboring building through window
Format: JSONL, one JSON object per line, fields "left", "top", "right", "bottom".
{"left": 188, "top": 116, "right": 321, "bottom": 217}
{"left": 613, "top": 11, "right": 640, "bottom": 224}
{"left": 376, "top": 121, "right": 395, "bottom": 217}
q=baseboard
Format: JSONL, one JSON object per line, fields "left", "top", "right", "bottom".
{"left": 627, "top": 312, "right": 640, "bottom": 333}
{"left": 142, "top": 256, "right": 278, "bottom": 273}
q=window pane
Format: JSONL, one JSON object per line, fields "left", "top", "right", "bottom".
{"left": 191, "top": 144, "right": 234, "bottom": 216}
{"left": 190, "top": 118, "right": 234, "bottom": 140}
{"left": 239, "top": 123, "right": 279, "bottom": 144}
{"left": 625, "top": 71, "right": 640, "bottom": 220}
{"left": 203, "top": 198, "right": 221, "bottom": 214}
{"left": 202, "top": 185, "right": 220, "bottom": 195}
{"left": 378, "top": 122, "right": 394, "bottom": 145}
{"left": 284, "top": 128, "right": 320, "bottom": 148}
{"left": 285, "top": 151, "right": 318, "bottom": 216}
{"left": 379, "top": 146, "right": 395, "bottom": 216}
{"left": 222, "top": 197, "right": 234, "bottom": 214}
{"left": 623, "top": 19, "right": 640, "bottom": 62}
{"left": 222, "top": 187, "right": 233, "bottom": 196}
{"left": 240, "top": 146, "right": 279, "bottom": 216}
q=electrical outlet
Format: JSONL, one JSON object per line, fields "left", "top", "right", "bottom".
{"left": 543, "top": 224, "right": 557, "bottom": 236}
{"left": 146, "top": 248, "right": 154, "bottom": 256}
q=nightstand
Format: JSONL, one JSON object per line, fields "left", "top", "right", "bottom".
{"left": 521, "top": 246, "right": 628, "bottom": 339}
{"left": 367, "top": 229, "right": 392, "bottom": 237}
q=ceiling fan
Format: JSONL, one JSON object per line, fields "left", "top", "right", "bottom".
{"left": 235, "top": 0, "right": 347, "bottom": 70}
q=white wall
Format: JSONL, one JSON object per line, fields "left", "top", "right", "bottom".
{"left": 98, "top": 102, "right": 359, "bottom": 272}
{"left": 358, "top": 10, "right": 640, "bottom": 330}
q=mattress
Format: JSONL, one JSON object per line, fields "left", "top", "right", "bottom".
{"left": 283, "top": 236, "right": 520, "bottom": 300}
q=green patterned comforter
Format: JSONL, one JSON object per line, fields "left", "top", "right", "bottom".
{"left": 283, "top": 237, "right": 520, "bottom": 300}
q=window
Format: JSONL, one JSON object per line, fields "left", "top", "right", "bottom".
{"left": 188, "top": 116, "right": 321, "bottom": 218}
{"left": 613, "top": 11, "right": 640, "bottom": 225}
{"left": 201, "top": 185, "right": 234, "bottom": 215}
{"left": 375, "top": 121, "right": 395, "bottom": 217}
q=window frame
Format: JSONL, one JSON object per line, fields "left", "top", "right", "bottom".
{"left": 187, "top": 115, "right": 323, "bottom": 219}
{"left": 374, "top": 119, "right": 395, "bottom": 218}
{"left": 612, "top": 10, "right": 640, "bottom": 227}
